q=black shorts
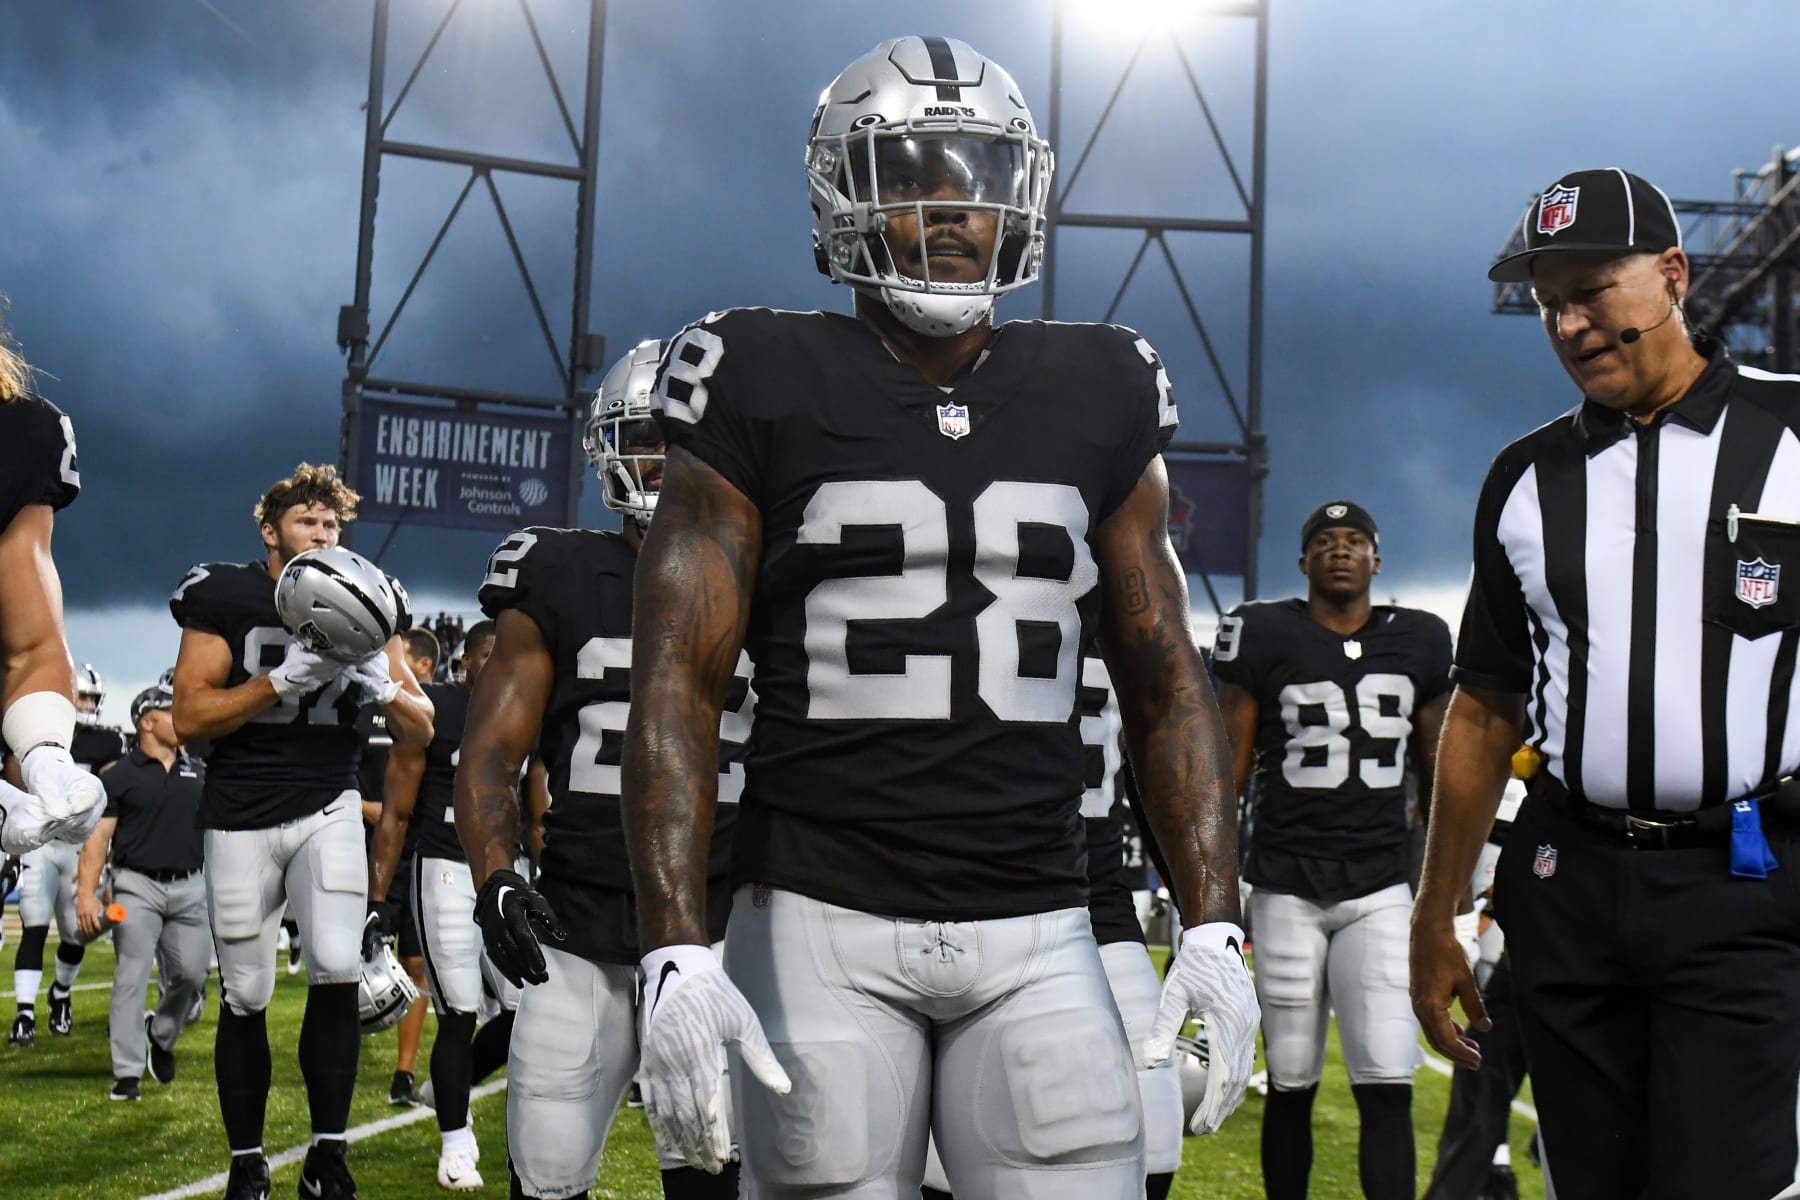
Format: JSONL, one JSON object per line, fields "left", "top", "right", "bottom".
{"left": 388, "top": 852, "right": 422, "bottom": 961}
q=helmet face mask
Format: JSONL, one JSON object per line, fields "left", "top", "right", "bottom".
{"left": 584, "top": 339, "right": 667, "bottom": 528}
{"left": 807, "top": 37, "right": 1053, "bottom": 337}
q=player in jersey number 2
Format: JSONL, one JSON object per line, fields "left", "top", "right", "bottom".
{"left": 623, "top": 37, "right": 1258, "bottom": 1199}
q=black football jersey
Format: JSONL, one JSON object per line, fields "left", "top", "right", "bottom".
{"left": 657, "top": 308, "right": 1176, "bottom": 921}
{"left": 169, "top": 561, "right": 367, "bottom": 829}
{"left": 411, "top": 681, "right": 469, "bottom": 861}
{"left": 1213, "top": 599, "right": 1452, "bottom": 902}
{"left": 72, "top": 725, "right": 127, "bottom": 773}
{"left": 0, "top": 395, "right": 79, "bottom": 532}
{"left": 1079, "top": 656, "right": 1142, "bottom": 947}
{"left": 477, "top": 527, "right": 748, "bottom": 965}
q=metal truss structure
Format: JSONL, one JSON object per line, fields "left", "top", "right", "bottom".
{"left": 337, "top": 0, "right": 606, "bottom": 552}
{"left": 1042, "top": 0, "right": 1270, "bottom": 606}
{"left": 1492, "top": 147, "right": 1800, "bottom": 372}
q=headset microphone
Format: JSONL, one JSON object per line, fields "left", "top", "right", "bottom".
{"left": 1620, "top": 281, "right": 1681, "bottom": 345}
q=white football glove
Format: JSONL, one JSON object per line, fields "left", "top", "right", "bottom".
{"left": 636, "top": 944, "right": 790, "bottom": 1173}
{"left": 343, "top": 651, "right": 401, "bottom": 705}
{"left": 1144, "top": 921, "right": 1260, "bottom": 1135}
{"left": 2, "top": 747, "right": 105, "bottom": 854}
{"left": 1453, "top": 908, "right": 1482, "bottom": 971}
{"left": 267, "top": 641, "right": 342, "bottom": 698}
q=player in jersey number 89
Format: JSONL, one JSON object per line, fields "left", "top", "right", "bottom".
{"left": 170, "top": 463, "right": 435, "bottom": 1200}
{"left": 458, "top": 339, "right": 751, "bottom": 1200}
{"left": 0, "top": 323, "right": 105, "bottom": 863}
{"left": 1212, "top": 501, "right": 1453, "bottom": 1200}
{"left": 622, "top": 37, "right": 1258, "bottom": 1198}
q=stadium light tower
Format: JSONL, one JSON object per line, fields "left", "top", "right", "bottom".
{"left": 1043, "top": 0, "right": 1271, "bottom": 608}
{"left": 337, "top": 0, "right": 607, "bottom": 556}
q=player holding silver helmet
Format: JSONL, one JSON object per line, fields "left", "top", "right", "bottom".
{"left": 170, "top": 462, "right": 433, "bottom": 1200}
{"left": 626, "top": 36, "right": 1257, "bottom": 1198}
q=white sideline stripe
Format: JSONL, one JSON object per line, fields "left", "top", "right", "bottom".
{"left": 135, "top": 1078, "right": 509, "bottom": 1200}
{"left": 1420, "top": 1050, "right": 1539, "bottom": 1122}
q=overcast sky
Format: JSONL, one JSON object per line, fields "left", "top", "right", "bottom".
{"left": 4, "top": 0, "right": 1797, "bottom": 723}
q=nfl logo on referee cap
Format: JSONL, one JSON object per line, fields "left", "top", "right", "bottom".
{"left": 1537, "top": 185, "right": 1580, "bottom": 235}
{"left": 1533, "top": 844, "right": 1558, "bottom": 879}
{"left": 1736, "top": 557, "right": 1780, "bottom": 609}
{"left": 936, "top": 403, "right": 971, "bottom": 440}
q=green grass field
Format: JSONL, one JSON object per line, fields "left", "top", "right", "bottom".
{"left": 0, "top": 925, "right": 1544, "bottom": 1199}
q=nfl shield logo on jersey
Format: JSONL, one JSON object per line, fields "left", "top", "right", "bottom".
{"left": 936, "top": 403, "right": 971, "bottom": 440}
{"left": 1537, "top": 185, "right": 1580, "bottom": 236}
{"left": 1736, "top": 557, "right": 1780, "bottom": 609}
{"left": 1533, "top": 844, "right": 1558, "bottom": 879}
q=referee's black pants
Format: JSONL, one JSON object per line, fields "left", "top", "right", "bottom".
{"left": 1496, "top": 796, "right": 1800, "bottom": 1200}
{"left": 1423, "top": 952, "right": 1529, "bottom": 1200}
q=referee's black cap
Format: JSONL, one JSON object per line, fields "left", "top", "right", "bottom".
{"left": 1488, "top": 168, "right": 1682, "bottom": 283}
{"left": 1301, "top": 500, "right": 1378, "bottom": 550}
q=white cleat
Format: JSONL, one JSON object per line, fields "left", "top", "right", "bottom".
{"left": 436, "top": 1145, "right": 483, "bottom": 1192}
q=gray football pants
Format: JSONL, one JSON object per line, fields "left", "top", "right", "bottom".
{"left": 204, "top": 796, "right": 366, "bottom": 1014}
{"left": 109, "top": 867, "right": 211, "bottom": 1080}
{"left": 18, "top": 838, "right": 92, "bottom": 943}
{"left": 726, "top": 886, "right": 1145, "bottom": 1200}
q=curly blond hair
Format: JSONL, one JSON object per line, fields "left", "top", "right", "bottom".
{"left": 254, "top": 462, "right": 360, "bottom": 528}
{"left": 0, "top": 306, "right": 36, "bottom": 403}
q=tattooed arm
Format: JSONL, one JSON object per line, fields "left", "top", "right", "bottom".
{"left": 1096, "top": 457, "right": 1241, "bottom": 927}
{"left": 622, "top": 446, "right": 762, "bottom": 951}
{"left": 454, "top": 608, "right": 553, "bottom": 890}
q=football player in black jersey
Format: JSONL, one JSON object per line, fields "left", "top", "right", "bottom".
{"left": 456, "top": 340, "right": 752, "bottom": 1200}
{"left": 0, "top": 324, "right": 105, "bottom": 863}
{"left": 9, "top": 665, "right": 125, "bottom": 1043}
{"left": 1212, "top": 501, "right": 1453, "bottom": 1200}
{"left": 367, "top": 619, "right": 507, "bottom": 1190}
{"left": 622, "top": 38, "right": 1257, "bottom": 1199}
{"left": 170, "top": 464, "right": 434, "bottom": 1200}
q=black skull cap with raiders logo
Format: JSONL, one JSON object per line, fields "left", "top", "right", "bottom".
{"left": 1487, "top": 168, "right": 1682, "bottom": 283}
{"left": 1301, "top": 500, "right": 1378, "bottom": 550}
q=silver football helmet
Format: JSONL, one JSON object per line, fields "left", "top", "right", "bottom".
{"left": 274, "top": 546, "right": 404, "bottom": 663}
{"left": 582, "top": 338, "right": 666, "bottom": 527}
{"left": 74, "top": 663, "right": 104, "bottom": 725}
{"left": 1175, "top": 1029, "right": 1211, "bottom": 1133}
{"left": 806, "top": 36, "right": 1053, "bottom": 337}
{"left": 358, "top": 938, "right": 420, "bottom": 1035}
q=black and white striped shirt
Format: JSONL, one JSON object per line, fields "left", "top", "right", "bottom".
{"left": 1455, "top": 340, "right": 1800, "bottom": 812}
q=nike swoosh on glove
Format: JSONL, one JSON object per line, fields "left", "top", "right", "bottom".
{"left": 1143, "top": 921, "right": 1261, "bottom": 1135}
{"left": 473, "top": 869, "right": 565, "bottom": 987}
{"left": 267, "top": 641, "right": 343, "bottom": 699}
{"left": 363, "top": 906, "right": 397, "bottom": 960}
{"left": 344, "top": 652, "right": 402, "bottom": 705}
{"left": 637, "top": 944, "right": 791, "bottom": 1174}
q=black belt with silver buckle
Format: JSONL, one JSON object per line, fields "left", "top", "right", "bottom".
{"left": 1529, "top": 774, "right": 1799, "bottom": 851}
{"left": 133, "top": 866, "right": 201, "bottom": 883}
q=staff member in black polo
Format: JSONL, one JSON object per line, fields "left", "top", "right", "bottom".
{"left": 77, "top": 682, "right": 210, "bottom": 1101}
{"left": 1412, "top": 166, "right": 1800, "bottom": 1200}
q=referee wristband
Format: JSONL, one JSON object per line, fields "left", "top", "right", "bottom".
{"left": 2, "top": 691, "right": 77, "bottom": 762}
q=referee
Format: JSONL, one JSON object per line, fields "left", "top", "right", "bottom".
{"left": 77, "top": 682, "right": 209, "bottom": 1100}
{"left": 1412, "top": 167, "right": 1800, "bottom": 1200}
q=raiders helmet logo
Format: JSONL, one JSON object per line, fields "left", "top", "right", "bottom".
{"left": 1325, "top": 504, "right": 1348, "bottom": 519}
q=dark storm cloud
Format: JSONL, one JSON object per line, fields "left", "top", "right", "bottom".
{"left": 3, "top": 0, "right": 1798, "bottom": 619}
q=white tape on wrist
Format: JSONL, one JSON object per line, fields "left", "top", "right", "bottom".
{"left": 2, "top": 691, "right": 77, "bottom": 759}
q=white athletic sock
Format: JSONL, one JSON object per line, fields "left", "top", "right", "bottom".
{"left": 14, "top": 969, "right": 41, "bottom": 1006}
{"left": 441, "top": 1125, "right": 476, "bottom": 1152}
{"left": 311, "top": 1133, "right": 346, "bottom": 1148}
{"left": 1493, "top": 1142, "right": 1512, "bottom": 1167}
{"left": 52, "top": 958, "right": 80, "bottom": 990}
{"left": 231, "top": 1146, "right": 264, "bottom": 1159}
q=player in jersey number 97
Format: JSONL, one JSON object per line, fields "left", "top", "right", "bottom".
{"left": 457, "top": 339, "right": 750, "bottom": 1200}
{"left": 169, "top": 464, "right": 434, "bottom": 1200}
{"left": 0, "top": 323, "right": 104, "bottom": 860}
{"left": 622, "top": 37, "right": 1258, "bottom": 1199}
{"left": 1211, "top": 501, "right": 1453, "bottom": 1200}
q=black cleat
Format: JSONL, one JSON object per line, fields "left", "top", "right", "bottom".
{"left": 145, "top": 1013, "right": 176, "bottom": 1084}
{"left": 626, "top": 1080, "right": 644, "bottom": 1108}
{"left": 225, "top": 1153, "right": 271, "bottom": 1200}
{"left": 298, "top": 1140, "right": 359, "bottom": 1199}
{"left": 9, "top": 1010, "right": 34, "bottom": 1046}
{"left": 109, "top": 1076, "right": 142, "bottom": 1101}
{"left": 1482, "top": 1164, "right": 1520, "bottom": 1200}
{"left": 47, "top": 984, "right": 72, "bottom": 1035}
{"left": 387, "top": 1068, "right": 419, "bottom": 1107}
